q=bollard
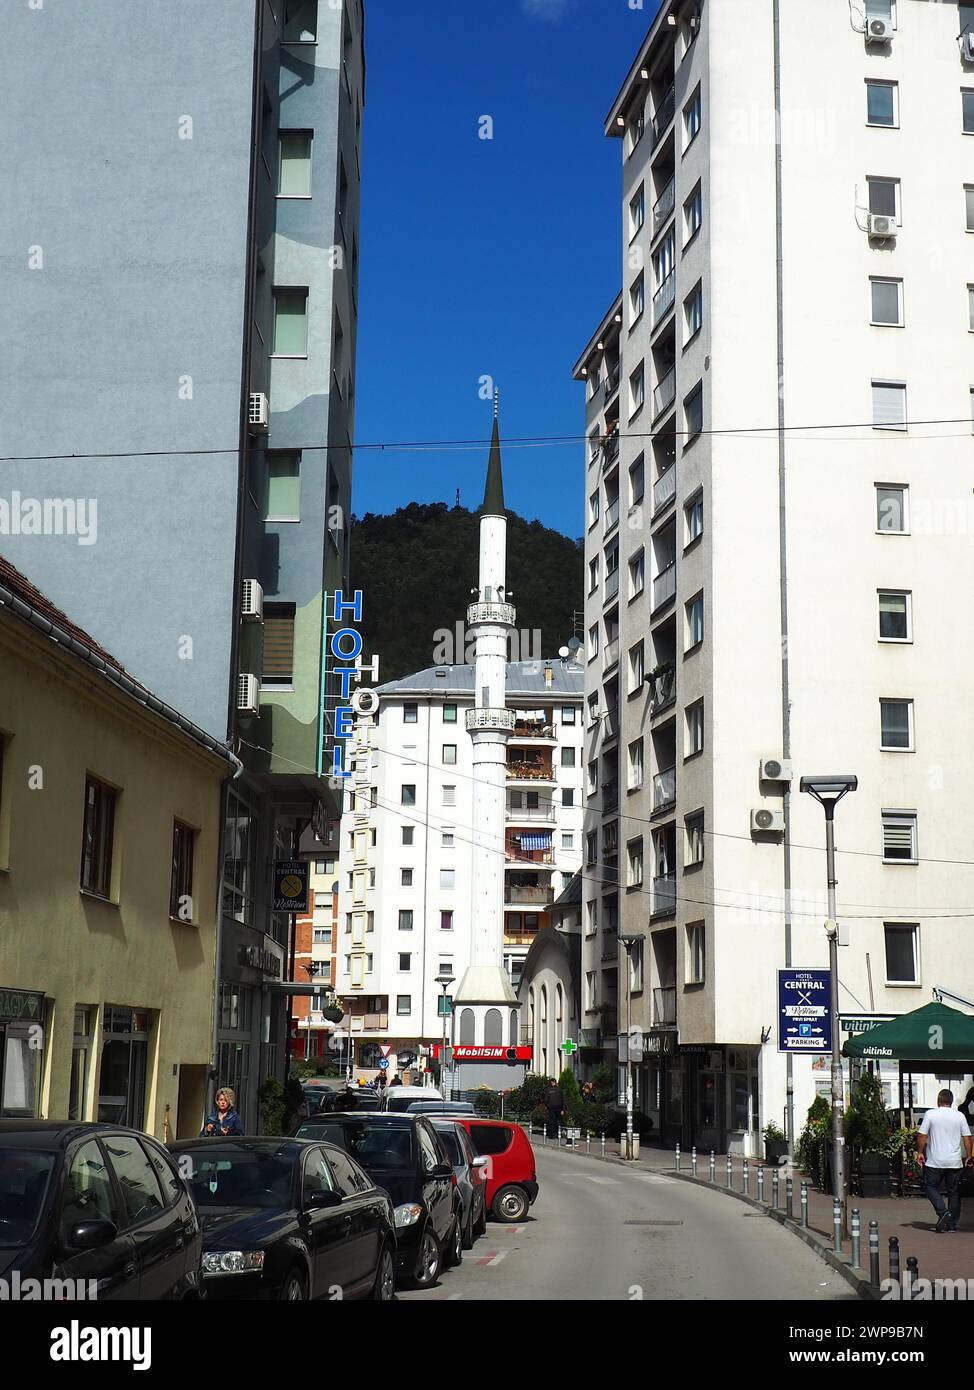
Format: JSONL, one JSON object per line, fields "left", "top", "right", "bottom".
{"left": 800, "top": 1181, "right": 809, "bottom": 1228}
{"left": 851, "top": 1208, "right": 861, "bottom": 1270}
{"left": 709, "top": 1150, "right": 716, "bottom": 1183}
{"left": 691, "top": 1146, "right": 698, "bottom": 1177}
{"left": 542, "top": 1127, "right": 547, "bottom": 1147}
{"left": 888, "top": 1235, "right": 900, "bottom": 1286}
{"left": 675, "top": 1143, "right": 681, "bottom": 1172}
{"left": 757, "top": 1167, "right": 765, "bottom": 1203}
{"left": 869, "top": 1220, "right": 880, "bottom": 1287}
{"left": 726, "top": 1154, "right": 733, "bottom": 1188}
{"left": 786, "top": 1174, "right": 794, "bottom": 1220}
{"left": 832, "top": 1197, "right": 842, "bottom": 1254}
{"left": 771, "top": 1169, "right": 779, "bottom": 1209}
{"left": 586, "top": 1133, "right": 591, "bottom": 1155}
{"left": 743, "top": 1160, "right": 750, "bottom": 1196}
{"left": 600, "top": 1134, "right": 605, "bottom": 1159}
{"left": 905, "top": 1255, "right": 919, "bottom": 1301}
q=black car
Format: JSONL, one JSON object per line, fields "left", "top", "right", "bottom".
{"left": 0, "top": 1121, "right": 202, "bottom": 1300}
{"left": 293, "top": 1113, "right": 462, "bottom": 1288}
{"left": 172, "top": 1138, "right": 396, "bottom": 1301}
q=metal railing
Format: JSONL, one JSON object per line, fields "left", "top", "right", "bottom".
{"left": 652, "top": 176, "right": 675, "bottom": 236}
{"left": 652, "top": 363, "right": 676, "bottom": 416}
{"left": 601, "top": 932, "right": 619, "bottom": 963}
{"left": 652, "top": 872, "right": 676, "bottom": 916}
{"left": 505, "top": 802, "right": 556, "bottom": 822}
{"left": 653, "top": 987, "right": 677, "bottom": 1027}
{"left": 465, "top": 707, "right": 516, "bottom": 732}
{"left": 507, "top": 761, "right": 555, "bottom": 781}
{"left": 650, "top": 667, "right": 676, "bottom": 716}
{"left": 653, "top": 561, "right": 676, "bottom": 609}
{"left": 651, "top": 84, "right": 675, "bottom": 147}
{"left": 603, "top": 432, "right": 619, "bottom": 467}
{"left": 605, "top": 362, "right": 621, "bottom": 397}
{"left": 602, "top": 781, "right": 619, "bottom": 812}
{"left": 653, "top": 271, "right": 676, "bottom": 326}
{"left": 603, "top": 638, "right": 619, "bottom": 669}
{"left": 504, "top": 885, "right": 555, "bottom": 905}
{"left": 467, "top": 601, "right": 516, "bottom": 626}
{"left": 602, "top": 705, "right": 619, "bottom": 740}
{"left": 604, "top": 499, "right": 620, "bottom": 534}
{"left": 653, "top": 765, "right": 676, "bottom": 811}
{"left": 604, "top": 567, "right": 620, "bottom": 602}
{"left": 653, "top": 465, "right": 677, "bottom": 512}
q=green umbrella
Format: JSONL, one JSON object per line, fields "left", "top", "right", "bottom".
{"left": 842, "top": 1001, "right": 974, "bottom": 1061}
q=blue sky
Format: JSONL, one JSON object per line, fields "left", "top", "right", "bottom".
{"left": 353, "top": 0, "right": 662, "bottom": 538}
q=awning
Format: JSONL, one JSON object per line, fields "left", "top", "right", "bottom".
{"left": 842, "top": 1001, "right": 974, "bottom": 1061}
{"left": 519, "top": 833, "right": 552, "bottom": 851}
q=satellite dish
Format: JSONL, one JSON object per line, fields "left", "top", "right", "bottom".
{"left": 567, "top": 637, "right": 582, "bottom": 653}
{"left": 558, "top": 645, "right": 570, "bottom": 658}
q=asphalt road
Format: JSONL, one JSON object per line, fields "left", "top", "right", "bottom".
{"left": 398, "top": 1145, "right": 857, "bottom": 1301}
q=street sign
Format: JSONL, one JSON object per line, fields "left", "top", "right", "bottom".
{"left": 560, "top": 1039, "right": 578, "bottom": 1056}
{"left": 431, "top": 1045, "right": 532, "bottom": 1062}
{"left": 378, "top": 1057, "right": 389, "bottom": 1070}
{"left": 839, "top": 1013, "right": 896, "bottom": 1036}
{"left": 437, "top": 995, "right": 453, "bottom": 1016}
{"left": 380, "top": 1044, "right": 393, "bottom": 1057}
{"left": 272, "top": 860, "right": 309, "bottom": 913}
{"left": 777, "top": 968, "right": 832, "bottom": 1053}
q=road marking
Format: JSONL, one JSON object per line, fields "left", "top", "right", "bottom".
{"left": 485, "top": 1249, "right": 510, "bottom": 1267}
{"left": 560, "top": 1173, "right": 620, "bottom": 1186}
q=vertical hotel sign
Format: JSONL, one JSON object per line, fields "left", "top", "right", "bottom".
{"left": 318, "top": 590, "right": 379, "bottom": 779}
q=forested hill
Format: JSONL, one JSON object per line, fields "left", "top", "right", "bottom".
{"left": 349, "top": 503, "right": 584, "bottom": 681}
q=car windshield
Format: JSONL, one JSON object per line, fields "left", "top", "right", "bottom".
{"left": 177, "top": 1148, "right": 294, "bottom": 1209}
{"left": 0, "top": 1149, "right": 56, "bottom": 1246}
{"left": 342, "top": 1122, "right": 414, "bottom": 1171}
{"left": 294, "top": 1121, "right": 346, "bottom": 1144}
{"left": 387, "top": 1094, "right": 436, "bottom": 1112}
{"left": 435, "top": 1130, "right": 461, "bottom": 1164}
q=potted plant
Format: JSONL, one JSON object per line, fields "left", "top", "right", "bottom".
{"left": 796, "top": 1094, "right": 832, "bottom": 1191}
{"left": 764, "top": 1121, "right": 789, "bottom": 1164}
{"left": 845, "top": 1072, "right": 894, "bottom": 1197}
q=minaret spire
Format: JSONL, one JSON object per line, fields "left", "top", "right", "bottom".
{"left": 482, "top": 390, "right": 505, "bottom": 516}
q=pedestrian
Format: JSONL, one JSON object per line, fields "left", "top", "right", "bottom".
{"left": 958, "top": 1085, "right": 974, "bottom": 1128}
{"left": 917, "top": 1088, "right": 973, "bottom": 1232}
{"left": 581, "top": 1081, "right": 595, "bottom": 1105}
{"left": 389, "top": 1074, "right": 402, "bottom": 1088}
{"left": 543, "top": 1077, "right": 564, "bottom": 1139}
{"left": 374, "top": 1071, "right": 386, "bottom": 1092}
{"left": 200, "top": 1087, "right": 244, "bottom": 1137}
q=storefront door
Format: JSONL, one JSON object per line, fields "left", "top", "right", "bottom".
{"left": 97, "top": 1006, "right": 149, "bottom": 1128}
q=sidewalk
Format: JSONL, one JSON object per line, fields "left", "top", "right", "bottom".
{"left": 531, "top": 1129, "right": 974, "bottom": 1293}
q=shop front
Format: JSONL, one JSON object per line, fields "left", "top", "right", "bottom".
{"left": 0, "top": 988, "right": 47, "bottom": 1118}
{"left": 657, "top": 1042, "right": 761, "bottom": 1153}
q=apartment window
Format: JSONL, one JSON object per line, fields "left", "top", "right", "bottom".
{"left": 630, "top": 362, "right": 646, "bottom": 416}
{"left": 588, "top": 624, "right": 599, "bottom": 661}
{"left": 872, "top": 380, "right": 906, "bottom": 429}
{"left": 588, "top": 556, "right": 600, "bottom": 594}
{"left": 441, "top": 910, "right": 454, "bottom": 930}
{"left": 880, "top": 699, "right": 913, "bottom": 750}
{"left": 586, "top": 831, "right": 597, "bottom": 864}
{"left": 263, "top": 454, "right": 300, "bottom": 521}
{"left": 169, "top": 821, "right": 195, "bottom": 921}
{"left": 401, "top": 784, "right": 416, "bottom": 805}
{"left": 968, "top": 284, "right": 974, "bottom": 331}
{"left": 882, "top": 811, "right": 917, "bottom": 863}
{"left": 629, "top": 456, "right": 645, "bottom": 506}
{"left": 283, "top": 0, "right": 316, "bottom": 42}
{"left": 629, "top": 548, "right": 645, "bottom": 598}
{"left": 560, "top": 747, "right": 576, "bottom": 768}
{"left": 587, "top": 762, "right": 598, "bottom": 798}
{"left": 401, "top": 826, "right": 414, "bottom": 846}
{"left": 589, "top": 490, "right": 600, "bottom": 528}
{"left": 313, "top": 928, "right": 329, "bottom": 944}
{"left": 684, "top": 184, "right": 702, "bottom": 245}
{"left": 443, "top": 704, "right": 457, "bottom": 723}
{"left": 261, "top": 603, "right": 295, "bottom": 685}
{"left": 876, "top": 484, "right": 908, "bottom": 533}
{"left": 966, "top": 186, "right": 974, "bottom": 232}
{"left": 878, "top": 590, "right": 911, "bottom": 641}
{"left": 442, "top": 785, "right": 456, "bottom": 807}
{"left": 630, "top": 273, "right": 645, "bottom": 324}
{"left": 399, "top": 910, "right": 414, "bottom": 930}
{"left": 442, "top": 830, "right": 454, "bottom": 847}
{"left": 313, "top": 891, "right": 330, "bottom": 909}
{"left": 398, "top": 953, "right": 411, "bottom": 972}
{"left": 867, "top": 178, "right": 899, "bottom": 221}
{"left": 628, "top": 640, "right": 645, "bottom": 694}
{"left": 870, "top": 278, "right": 903, "bottom": 326}
{"left": 438, "top": 959, "right": 453, "bottom": 978}
{"left": 442, "top": 744, "right": 457, "bottom": 765}
{"left": 627, "top": 839, "right": 644, "bottom": 889}
{"left": 585, "top": 972, "right": 598, "bottom": 1012}
{"left": 964, "top": 90, "right": 974, "bottom": 135}
{"left": 278, "top": 131, "right": 312, "bottom": 196}
{"left": 314, "top": 860, "right": 327, "bottom": 873}
{"left": 628, "top": 738, "right": 644, "bottom": 790}
{"left": 440, "top": 869, "right": 455, "bottom": 890}
{"left": 562, "top": 788, "right": 575, "bottom": 807}
{"left": 397, "top": 995, "right": 411, "bottom": 1016}
{"left": 866, "top": 81, "right": 897, "bottom": 128}
{"left": 685, "top": 811, "right": 705, "bottom": 867}
{"left": 685, "top": 921, "right": 706, "bottom": 985}
{"left": 561, "top": 706, "right": 577, "bottom": 725}
{"left": 272, "top": 287, "right": 309, "bottom": 356}
{"left": 685, "top": 592, "right": 704, "bottom": 649}
{"left": 629, "top": 184, "right": 645, "bottom": 239}
{"left": 685, "top": 383, "right": 703, "bottom": 442}
{"left": 884, "top": 923, "right": 919, "bottom": 984}
{"left": 686, "top": 700, "right": 704, "bottom": 757}
{"left": 685, "top": 492, "right": 704, "bottom": 545}
{"left": 684, "top": 282, "right": 703, "bottom": 341}
{"left": 80, "top": 776, "right": 115, "bottom": 898}
{"left": 586, "top": 901, "right": 598, "bottom": 936}
{"left": 684, "top": 87, "right": 701, "bottom": 147}
{"left": 561, "top": 833, "right": 574, "bottom": 851}
{"left": 403, "top": 703, "right": 418, "bottom": 724}
{"left": 401, "top": 868, "right": 413, "bottom": 887}
{"left": 628, "top": 104, "right": 645, "bottom": 154}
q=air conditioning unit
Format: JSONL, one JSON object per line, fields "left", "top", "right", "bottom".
{"left": 241, "top": 578, "right": 263, "bottom": 622}
{"left": 247, "top": 392, "right": 269, "bottom": 432}
{"left": 963, "top": 31, "right": 974, "bottom": 61}
{"left": 751, "top": 807, "right": 785, "bottom": 834}
{"left": 865, "top": 16, "right": 892, "bottom": 43}
{"left": 759, "top": 756, "right": 793, "bottom": 783}
{"left": 236, "top": 673, "right": 260, "bottom": 716}
{"left": 867, "top": 213, "right": 897, "bottom": 238}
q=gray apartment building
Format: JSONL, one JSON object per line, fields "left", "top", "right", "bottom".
{"left": 1, "top": 0, "right": 364, "bottom": 1126}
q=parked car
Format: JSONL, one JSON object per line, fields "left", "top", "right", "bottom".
{"left": 171, "top": 1138, "right": 395, "bottom": 1301}
{"left": 406, "top": 1101, "right": 475, "bottom": 1116}
{"left": 382, "top": 1085, "right": 443, "bottom": 1113}
{"left": 429, "top": 1118, "right": 488, "bottom": 1247}
{"left": 452, "top": 1118, "right": 538, "bottom": 1223}
{"left": 292, "top": 1112, "right": 462, "bottom": 1287}
{"left": 0, "top": 1121, "right": 202, "bottom": 1300}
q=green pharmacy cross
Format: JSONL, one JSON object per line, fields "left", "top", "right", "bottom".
{"left": 560, "top": 1039, "right": 578, "bottom": 1057}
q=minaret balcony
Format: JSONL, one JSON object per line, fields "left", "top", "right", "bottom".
{"left": 465, "top": 707, "right": 515, "bottom": 733}
{"left": 467, "top": 601, "right": 516, "bottom": 626}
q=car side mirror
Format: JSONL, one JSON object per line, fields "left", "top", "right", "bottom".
{"left": 472, "top": 1156, "right": 489, "bottom": 1169}
{"left": 306, "top": 1189, "right": 344, "bottom": 1209}
{"left": 65, "top": 1218, "right": 117, "bottom": 1251}
{"left": 432, "top": 1162, "right": 453, "bottom": 1179}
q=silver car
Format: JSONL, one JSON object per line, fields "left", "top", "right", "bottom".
{"left": 430, "top": 1118, "right": 488, "bottom": 1248}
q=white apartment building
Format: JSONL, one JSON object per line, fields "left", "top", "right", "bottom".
{"left": 335, "top": 660, "right": 584, "bottom": 1074}
{"left": 573, "top": 0, "right": 974, "bottom": 1153}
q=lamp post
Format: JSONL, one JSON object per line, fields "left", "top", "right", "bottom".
{"left": 435, "top": 974, "right": 455, "bottom": 1098}
{"left": 800, "top": 774, "right": 857, "bottom": 1238}
{"left": 619, "top": 932, "right": 646, "bottom": 1160}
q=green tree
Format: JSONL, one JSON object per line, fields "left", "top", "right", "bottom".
{"left": 844, "top": 1071, "right": 891, "bottom": 1154}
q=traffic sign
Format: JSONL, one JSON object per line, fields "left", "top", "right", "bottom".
{"left": 380, "top": 1045, "right": 393, "bottom": 1057}
{"left": 437, "top": 995, "right": 453, "bottom": 1016}
{"left": 560, "top": 1039, "right": 578, "bottom": 1056}
{"left": 777, "top": 968, "right": 832, "bottom": 1053}
{"left": 378, "top": 1057, "right": 389, "bottom": 1070}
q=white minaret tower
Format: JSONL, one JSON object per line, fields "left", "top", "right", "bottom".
{"left": 454, "top": 393, "right": 519, "bottom": 1038}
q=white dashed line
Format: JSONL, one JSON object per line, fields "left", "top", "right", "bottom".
{"left": 486, "top": 1249, "right": 510, "bottom": 1267}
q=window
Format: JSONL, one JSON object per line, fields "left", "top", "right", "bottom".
{"left": 876, "top": 484, "right": 908, "bottom": 533}
{"left": 686, "top": 700, "right": 704, "bottom": 757}
{"left": 561, "top": 706, "right": 577, "bottom": 725}
{"left": 401, "top": 827, "right": 414, "bottom": 847}
{"left": 312, "top": 890, "right": 330, "bottom": 910}
{"left": 398, "top": 910, "right": 414, "bottom": 930}
{"left": 442, "top": 744, "right": 457, "bottom": 766}
{"left": 684, "top": 87, "right": 701, "bottom": 147}
{"left": 278, "top": 131, "right": 312, "bottom": 196}
{"left": 401, "top": 785, "right": 416, "bottom": 806}
{"left": 686, "top": 922, "right": 705, "bottom": 985}
{"left": 968, "top": 284, "right": 974, "bottom": 331}
{"left": 630, "top": 362, "right": 645, "bottom": 416}
{"left": 587, "top": 761, "right": 599, "bottom": 797}
{"left": 872, "top": 380, "right": 906, "bottom": 429}
{"left": 870, "top": 277, "right": 903, "bottom": 326}
{"left": 882, "top": 811, "right": 917, "bottom": 863}
{"left": 685, "top": 812, "right": 704, "bottom": 867}
{"left": 880, "top": 699, "right": 913, "bottom": 750}
{"left": 629, "top": 549, "right": 645, "bottom": 598}
{"left": 262, "top": 603, "right": 295, "bottom": 685}
{"left": 878, "top": 590, "right": 911, "bottom": 641}
{"left": 397, "top": 995, "right": 412, "bottom": 1015}
{"left": 284, "top": 0, "right": 316, "bottom": 42}
{"left": 272, "top": 287, "right": 308, "bottom": 356}
{"left": 684, "top": 282, "right": 703, "bottom": 341}
{"left": 629, "top": 184, "right": 645, "bottom": 239}
{"left": 628, "top": 104, "right": 645, "bottom": 154}
{"left": 441, "top": 910, "right": 453, "bottom": 930}
{"left": 867, "top": 178, "right": 899, "bottom": 221}
{"left": 264, "top": 454, "right": 300, "bottom": 521}
{"left": 442, "top": 785, "right": 456, "bottom": 806}
{"left": 586, "top": 901, "right": 598, "bottom": 936}
{"left": 105, "top": 1135, "right": 165, "bottom": 1225}
{"left": 80, "top": 776, "right": 115, "bottom": 898}
{"left": 629, "top": 456, "right": 645, "bottom": 506}
{"left": 685, "top": 492, "right": 703, "bottom": 545}
{"left": 562, "top": 788, "right": 575, "bottom": 807}
{"left": 438, "top": 958, "right": 454, "bottom": 978}
{"left": 585, "top": 972, "right": 598, "bottom": 1012}
{"left": 626, "top": 840, "right": 644, "bottom": 889}
{"left": 685, "top": 384, "right": 703, "bottom": 441}
{"left": 628, "top": 640, "right": 645, "bottom": 694}
{"left": 398, "top": 953, "right": 411, "bottom": 971}
{"left": 441, "top": 830, "right": 455, "bottom": 848}
{"left": 685, "top": 592, "right": 704, "bottom": 649}
{"left": 588, "top": 624, "right": 599, "bottom": 662}
{"left": 630, "top": 273, "right": 645, "bottom": 323}
{"left": 684, "top": 184, "right": 702, "bottom": 244}
{"left": 169, "top": 821, "right": 195, "bottom": 921}
{"left": 561, "top": 833, "right": 574, "bottom": 850}
{"left": 628, "top": 738, "right": 644, "bottom": 789}
{"left": 588, "top": 556, "right": 600, "bottom": 593}
{"left": 884, "top": 923, "right": 919, "bottom": 984}
{"left": 589, "top": 490, "right": 600, "bottom": 528}
{"left": 400, "top": 868, "right": 413, "bottom": 887}
{"left": 440, "top": 869, "right": 455, "bottom": 890}
{"left": 443, "top": 704, "right": 457, "bottom": 723}
{"left": 560, "top": 747, "right": 576, "bottom": 768}
{"left": 586, "top": 831, "right": 597, "bottom": 864}
{"left": 966, "top": 186, "right": 974, "bottom": 232}
{"left": 403, "top": 703, "right": 418, "bottom": 724}
{"left": 964, "top": 89, "right": 974, "bottom": 135}
{"left": 313, "top": 927, "right": 329, "bottom": 944}
{"left": 866, "top": 81, "right": 897, "bottom": 128}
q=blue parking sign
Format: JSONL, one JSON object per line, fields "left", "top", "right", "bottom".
{"left": 777, "top": 969, "right": 832, "bottom": 1053}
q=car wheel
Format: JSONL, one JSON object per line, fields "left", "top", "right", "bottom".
{"left": 493, "top": 1184, "right": 529, "bottom": 1223}
{"left": 371, "top": 1243, "right": 396, "bottom": 1302}
{"left": 461, "top": 1210, "right": 474, "bottom": 1250}
{"left": 445, "top": 1213, "right": 463, "bottom": 1268}
{"left": 410, "top": 1227, "right": 441, "bottom": 1288}
{"left": 279, "top": 1268, "right": 308, "bottom": 1301}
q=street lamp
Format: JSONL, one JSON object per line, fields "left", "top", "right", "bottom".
{"left": 619, "top": 933, "right": 646, "bottom": 1161}
{"left": 800, "top": 774, "right": 857, "bottom": 1236}
{"left": 435, "top": 974, "right": 455, "bottom": 1098}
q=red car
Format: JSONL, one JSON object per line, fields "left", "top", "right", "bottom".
{"left": 452, "top": 1118, "right": 538, "bottom": 1223}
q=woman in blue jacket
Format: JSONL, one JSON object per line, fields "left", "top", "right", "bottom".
{"left": 200, "top": 1087, "right": 244, "bottom": 1137}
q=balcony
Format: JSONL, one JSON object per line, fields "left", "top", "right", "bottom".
{"left": 504, "top": 930, "right": 540, "bottom": 947}
{"left": 604, "top": 499, "right": 620, "bottom": 534}
{"left": 601, "top": 932, "right": 619, "bottom": 963}
{"left": 653, "top": 561, "right": 676, "bottom": 610}
{"left": 651, "top": 84, "right": 675, "bottom": 148}
{"left": 652, "top": 364, "right": 676, "bottom": 417}
{"left": 653, "top": 765, "right": 676, "bottom": 812}
{"left": 507, "top": 758, "right": 555, "bottom": 783}
{"left": 602, "top": 432, "right": 620, "bottom": 470}
{"left": 505, "top": 838, "right": 554, "bottom": 865}
{"left": 467, "top": 601, "right": 516, "bottom": 626}
{"left": 652, "top": 177, "right": 675, "bottom": 237}
{"left": 653, "top": 987, "right": 677, "bottom": 1027}
{"left": 602, "top": 705, "right": 620, "bottom": 741}
{"left": 652, "top": 873, "right": 677, "bottom": 917}
{"left": 605, "top": 362, "right": 621, "bottom": 400}
{"left": 602, "top": 781, "right": 619, "bottom": 812}
{"left": 604, "top": 567, "right": 620, "bottom": 603}
{"left": 511, "top": 714, "right": 555, "bottom": 741}
{"left": 603, "top": 638, "right": 619, "bottom": 671}
{"left": 504, "top": 885, "right": 555, "bottom": 906}
{"left": 653, "top": 465, "right": 677, "bottom": 514}
{"left": 650, "top": 665, "right": 676, "bottom": 716}
{"left": 506, "top": 801, "right": 556, "bottom": 823}
{"left": 351, "top": 1013, "right": 390, "bottom": 1032}
{"left": 652, "top": 272, "right": 675, "bottom": 328}
{"left": 466, "top": 707, "right": 516, "bottom": 733}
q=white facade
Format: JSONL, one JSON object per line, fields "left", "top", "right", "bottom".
{"left": 574, "top": 0, "right": 974, "bottom": 1149}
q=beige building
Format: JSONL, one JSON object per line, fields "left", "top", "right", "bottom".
{"left": 0, "top": 557, "right": 234, "bottom": 1138}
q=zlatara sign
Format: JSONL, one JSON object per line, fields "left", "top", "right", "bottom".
{"left": 322, "top": 590, "right": 379, "bottom": 780}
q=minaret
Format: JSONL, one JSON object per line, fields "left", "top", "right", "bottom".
{"left": 454, "top": 393, "right": 519, "bottom": 1031}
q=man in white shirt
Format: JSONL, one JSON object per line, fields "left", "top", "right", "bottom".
{"left": 917, "top": 1089, "right": 973, "bottom": 1232}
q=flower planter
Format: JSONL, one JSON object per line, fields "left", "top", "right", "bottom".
{"left": 765, "top": 1138, "right": 789, "bottom": 1164}
{"left": 857, "top": 1152, "right": 893, "bottom": 1198}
